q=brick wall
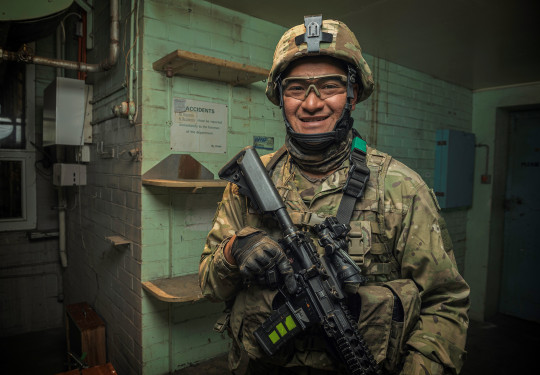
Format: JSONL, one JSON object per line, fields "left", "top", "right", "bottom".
{"left": 60, "top": 1, "right": 143, "bottom": 374}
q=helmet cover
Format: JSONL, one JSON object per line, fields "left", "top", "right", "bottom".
{"left": 266, "top": 18, "right": 374, "bottom": 105}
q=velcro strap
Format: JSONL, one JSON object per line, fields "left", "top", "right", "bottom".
{"left": 370, "top": 221, "right": 381, "bottom": 234}
{"left": 349, "top": 255, "right": 365, "bottom": 265}
{"left": 367, "top": 262, "right": 392, "bottom": 275}
{"left": 370, "top": 242, "right": 386, "bottom": 254}
{"left": 289, "top": 211, "right": 325, "bottom": 228}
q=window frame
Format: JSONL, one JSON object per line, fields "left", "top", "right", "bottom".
{"left": 0, "top": 63, "right": 36, "bottom": 231}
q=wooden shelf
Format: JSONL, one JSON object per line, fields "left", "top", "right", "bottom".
{"left": 153, "top": 49, "right": 269, "bottom": 85}
{"left": 142, "top": 178, "right": 227, "bottom": 188}
{"left": 105, "top": 235, "right": 131, "bottom": 249}
{"left": 142, "top": 274, "right": 203, "bottom": 303}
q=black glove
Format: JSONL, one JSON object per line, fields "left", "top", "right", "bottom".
{"left": 231, "top": 227, "right": 297, "bottom": 294}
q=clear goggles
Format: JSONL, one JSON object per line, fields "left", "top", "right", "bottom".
{"left": 282, "top": 74, "right": 348, "bottom": 100}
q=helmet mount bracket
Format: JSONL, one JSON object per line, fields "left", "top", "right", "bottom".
{"left": 294, "top": 15, "right": 333, "bottom": 53}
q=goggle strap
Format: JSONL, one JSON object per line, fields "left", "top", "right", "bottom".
{"left": 346, "top": 65, "right": 357, "bottom": 101}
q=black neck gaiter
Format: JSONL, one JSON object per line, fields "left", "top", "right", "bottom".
{"left": 285, "top": 131, "right": 352, "bottom": 174}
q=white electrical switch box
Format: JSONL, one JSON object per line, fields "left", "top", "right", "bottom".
{"left": 53, "top": 164, "right": 87, "bottom": 186}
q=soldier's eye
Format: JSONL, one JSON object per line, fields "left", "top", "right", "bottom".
{"left": 321, "top": 83, "right": 340, "bottom": 90}
{"left": 287, "top": 85, "right": 305, "bottom": 91}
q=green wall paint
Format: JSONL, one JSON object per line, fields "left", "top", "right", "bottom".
{"left": 140, "top": 1, "right": 285, "bottom": 372}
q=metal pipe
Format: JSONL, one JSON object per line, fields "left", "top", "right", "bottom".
{"left": 0, "top": 0, "right": 119, "bottom": 73}
{"left": 57, "top": 145, "right": 68, "bottom": 268}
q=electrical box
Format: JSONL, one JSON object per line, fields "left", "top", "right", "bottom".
{"left": 53, "top": 163, "right": 87, "bottom": 186}
{"left": 434, "top": 129, "right": 476, "bottom": 208}
{"left": 43, "top": 77, "right": 85, "bottom": 146}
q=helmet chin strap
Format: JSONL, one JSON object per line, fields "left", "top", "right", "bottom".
{"left": 279, "top": 65, "right": 358, "bottom": 149}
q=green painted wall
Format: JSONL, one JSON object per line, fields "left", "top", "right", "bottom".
{"left": 139, "top": 1, "right": 474, "bottom": 372}
{"left": 466, "top": 82, "right": 540, "bottom": 321}
{"left": 140, "top": 1, "right": 285, "bottom": 373}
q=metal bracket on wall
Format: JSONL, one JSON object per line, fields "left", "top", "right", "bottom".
{"left": 475, "top": 143, "right": 491, "bottom": 184}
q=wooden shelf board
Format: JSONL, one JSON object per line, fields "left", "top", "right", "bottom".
{"left": 142, "top": 274, "right": 203, "bottom": 303}
{"left": 142, "top": 178, "right": 228, "bottom": 188}
{"left": 153, "top": 49, "right": 269, "bottom": 85}
{"left": 106, "top": 235, "right": 130, "bottom": 245}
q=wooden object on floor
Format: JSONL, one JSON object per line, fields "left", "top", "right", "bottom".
{"left": 55, "top": 362, "right": 117, "bottom": 375}
{"left": 66, "top": 302, "right": 107, "bottom": 368}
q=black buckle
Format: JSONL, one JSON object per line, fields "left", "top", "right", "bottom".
{"left": 343, "top": 148, "right": 370, "bottom": 199}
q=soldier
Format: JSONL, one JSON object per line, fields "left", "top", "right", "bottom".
{"left": 200, "top": 15, "right": 469, "bottom": 375}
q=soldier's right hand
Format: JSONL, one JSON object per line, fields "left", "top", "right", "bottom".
{"left": 230, "top": 227, "right": 297, "bottom": 294}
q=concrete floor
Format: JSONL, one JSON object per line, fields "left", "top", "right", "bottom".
{"left": 1, "top": 313, "right": 538, "bottom": 374}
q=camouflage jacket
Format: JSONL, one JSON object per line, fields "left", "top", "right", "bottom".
{"left": 199, "top": 146, "right": 470, "bottom": 375}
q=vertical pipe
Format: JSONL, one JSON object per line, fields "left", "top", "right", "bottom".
{"left": 57, "top": 147, "right": 67, "bottom": 267}
{"left": 59, "top": 190, "right": 67, "bottom": 268}
{"left": 56, "top": 26, "right": 63, "bottom": 77}
{"left": 129, "top": 0, "right": 135, "bottom": 107}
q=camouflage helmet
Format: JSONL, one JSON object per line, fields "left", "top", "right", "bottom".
{"left": 266, "top": 17, "right": 374, "bottom": 106}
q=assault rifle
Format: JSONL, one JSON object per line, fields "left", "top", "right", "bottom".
{"left": 219, "top": 146, "right": 380, "bottom": 375}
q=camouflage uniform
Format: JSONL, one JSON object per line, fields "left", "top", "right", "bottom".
{"left": 199, "top": 16, "right": 469, "bottom": 375}
{"left": 199, "top": 146, "right": 470, "bottom": 375}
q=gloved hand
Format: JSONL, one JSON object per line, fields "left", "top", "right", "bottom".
{"left": 230, "top": 227, "right": 297, "bottom": 294}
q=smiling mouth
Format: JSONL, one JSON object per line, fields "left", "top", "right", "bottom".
{"left": 301, "top": 116, "right": 329, "bottom": 122}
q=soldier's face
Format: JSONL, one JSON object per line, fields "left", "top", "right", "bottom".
{"left": 282, "top": 58, "right": 357, "bottom": 135}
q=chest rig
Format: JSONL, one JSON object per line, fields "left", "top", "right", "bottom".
{"left": 264, "top": 139, "right": 399, "bottom": 282}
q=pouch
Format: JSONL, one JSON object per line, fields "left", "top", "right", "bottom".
{"left": 356, "top": 279, "right": 421, "bottom": 372}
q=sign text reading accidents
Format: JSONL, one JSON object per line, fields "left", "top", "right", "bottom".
{"left": 170, "top": 98, "right": 227, "bottom": 153}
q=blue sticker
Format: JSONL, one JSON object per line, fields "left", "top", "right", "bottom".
{"left": 253, "top": 136, "right": 274, "bottom": 151}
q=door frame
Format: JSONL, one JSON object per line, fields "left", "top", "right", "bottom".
{"left": 467, "top": 83, "right": 540, "bottom": 322}
{"left": 484, "top": 104, "right": 540, "bottom": 319}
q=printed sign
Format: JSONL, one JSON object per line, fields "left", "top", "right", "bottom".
{"left": 253, "top": 136, "right": 274, "bottom": 151}
{"left": 170, "top": 98, "right": 227, "bottom": 153}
